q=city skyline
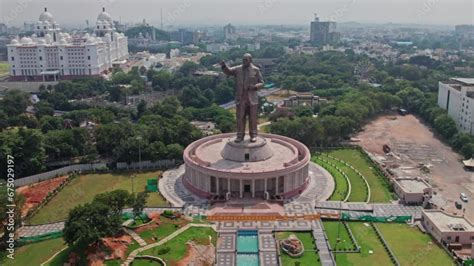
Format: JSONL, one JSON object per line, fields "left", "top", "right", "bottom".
{"left": 1, "top": 0, "right": 473, "bottom": 27}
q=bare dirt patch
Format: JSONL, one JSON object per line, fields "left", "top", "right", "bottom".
{"left": 17, "top": 175, "right": 68, "bottom": 217}
{"left": 176, "top": 241, "right": 215, "bottom": 266}
{"left": 356, "top": 114, "right": 474, "bottom": 220}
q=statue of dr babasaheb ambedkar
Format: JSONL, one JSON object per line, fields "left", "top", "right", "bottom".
{"left": 220, "top": 53, "right": 264, "bottom": 143}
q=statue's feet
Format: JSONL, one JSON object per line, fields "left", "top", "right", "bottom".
{"left": 234, "top": 137, "right": 244, "bottom": 143}
{"left": 250, "top": 136, "right": 257, "bottom": 143}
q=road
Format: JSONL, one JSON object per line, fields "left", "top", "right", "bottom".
{"left": 219, "top": 87, "right": 281, "bottom": 110}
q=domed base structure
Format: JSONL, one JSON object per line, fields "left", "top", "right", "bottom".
{"left": 183, "top": 133, "right": 310, "bottom": 200}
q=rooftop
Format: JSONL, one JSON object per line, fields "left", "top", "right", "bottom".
{"left": 423, "top": 210, "right": 474, "bottom": 232}
{"left": 450, "top": 78, "right": 474, "bottom": 86}
{"left": 396, "top": 178, "right": 431, "bottom": 193}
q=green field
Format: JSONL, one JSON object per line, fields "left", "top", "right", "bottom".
{"left": 377, "top": 223, "right": 454, "bottom": 266}
{"left": 28, "top": 171, "right": 168, "bottom": 225}
{"left": 0, "top": 238, "right": 66, "bottom": 266}
{"left": 0, "top": 61, "right": 9, "bottom": 76}
{"left": 325, "top": 149, "right": 393, "bottom": 202}
{"left": 138, "top": 217, "right": 188, "bottom": 244}
{"left": 323, "top": 221, "right": 356, "bottom": 251}
{"left": 141, "top": 227, "right": 217, "bottom": 264}
{"left": 275, "top": 231, "right": 321, "bottom": 266}
{"left": 333, "top": 222, "right": 392, "bottom": 266}
{"left": 313, "top": 157, "right": 348, "bottom": 201}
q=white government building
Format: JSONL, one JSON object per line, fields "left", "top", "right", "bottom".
{"left": 438, "top": 78, "right": 474, "bottom": 135}
{"left": 7, "top": 8, "right": 128, "bottom": 81}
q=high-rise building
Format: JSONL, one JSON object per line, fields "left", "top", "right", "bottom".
{"left": 7, "top": 7, "right": 128, "bottom": 81}
{"left": 169, "top": 29, "right": 194, "bottom": 45}
{"left": 438, "top": 78, "right": 474, "bottom": 134}
{"left": 310, "top": 14, "right": 340, "bottom": 45}
{"left": 223, "top": 23, "right": 237, "bottom": 40}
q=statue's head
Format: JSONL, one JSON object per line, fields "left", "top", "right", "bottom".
{"left": 242, "top": 53, "right": 252, "bottom": 68}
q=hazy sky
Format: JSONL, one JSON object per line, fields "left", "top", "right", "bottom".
{"left": 1, "top": 0, "right": 473, "bottom": 27}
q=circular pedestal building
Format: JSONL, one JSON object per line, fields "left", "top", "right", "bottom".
{"left": 183, "top": 133, "right": 310, "bottom": 199}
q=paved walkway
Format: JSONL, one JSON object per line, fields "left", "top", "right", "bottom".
{"left": 312, "top": 220, "right": 336, "bottom": 266}
{"left": 159, "top": 164, "right": 208, "bottom": 208}
{"left": 292, "top": 163, "right": 335, "bottom": 203}
{"left": 17, "top": 221, "right": 64, "bottom": 238}
{"left": 122, "top": 223, "right": 215, "bottom": 266}
{"left": 259, "top": 232, "right": 279, "bottom": 266}
{"left": 316, "top": 202, "right": 423, "bottom": 220}
{"left": 216, "top": 232, "right": 236, "bottom": 266}
{"left": 123, "top": 228, "right": 147, "bottom": 247}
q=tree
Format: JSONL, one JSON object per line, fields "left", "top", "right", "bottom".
{"left": 0, "top": 90, "right": 30, "bottom": 116}
{"left": 93, "top": 190, "right": 132, "bottom": 216}
{"left": 132, "top": 192, "right": 149, "bottom": 218}
{"left": 137, "top": 100, "right": 147, "bottom": 119}
{"left": 63, "top": 201, "right": 122, "bottom": 246}
{"left": 434, "top": 114, "right": 458, "bottom": 140}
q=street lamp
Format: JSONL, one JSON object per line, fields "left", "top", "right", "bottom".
{"left": 136, "top": 136, "right": 142, "bottom": 172}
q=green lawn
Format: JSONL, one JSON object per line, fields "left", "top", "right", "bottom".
{"left": 28, "top": 171, "right": 168, "bottom": 225}
{"left": 334, "top": 222, "right": 392, "bottom": 266}
{"left": 0, "top": 238, "right": 66, "bottom": 266}
{"left": 275, "top": 231, "right": 321, "bottom": 266}
{"left": 377, "top": 223, "right": 454, "bottom": 266}
{"left": 138, "top": 217, "right": 188, "bottom": 244}
{"left": 313, "top": 157, "right": 348, "bottom": 201}
{"left": 141, "top": 227, "right": 217, "bottom": 264}
{"left": 317, "top": 155, "right": 368, "bottom": 202}
{"left": 323, "top": 221, "right": 356, "bottom": 251}
{"left": 0, "top": 61, "right": 9, "bottom": 77}
{"left": 326, "top": 149, "right": 393, "bottom": 202}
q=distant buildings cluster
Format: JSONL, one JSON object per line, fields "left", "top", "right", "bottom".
{"left": 7, "top": 8, "right": 128, "bottom": 81}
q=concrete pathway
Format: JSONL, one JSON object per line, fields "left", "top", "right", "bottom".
{"left": 123, "top": 228, "right": 147, "bottom": 247}
{"left": 292, "top": 162, "right": 335, "bottom": 203}
{"left": 159, "top": 165, "right": 207, "bottom": 208}
{"left": 259, "top": 232, "right": 279, "bottom": 266}
{"left": 17, "top": 221, "right": 64, "bottom": 238}
{"left": 312, "top": 220, "right": 336, "bottom": 266}
{"left": 122, "top": 223, "right": 215, "bottom": 266}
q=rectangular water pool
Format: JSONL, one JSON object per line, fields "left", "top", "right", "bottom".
{"left": 237, "top": 253, "right": 259, "bottom": 266}
{"left": 237, "top": 230, "right": 259, "bottom": 253}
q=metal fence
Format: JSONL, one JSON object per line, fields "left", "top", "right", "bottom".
{"left": 15, "top": 159, "right": 181, "bottom": 187}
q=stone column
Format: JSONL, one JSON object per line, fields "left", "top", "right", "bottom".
{"left": 240, "top": 179, "right": 243, "bottom": 198}
{"left": 216, "top": 177, "right": 220, "bottom": 195}
{"left": 264, "top": 178, "right": 267, "bottom": 194}
{"left": 252, "top": 179, "right": 255, "bottom": 198}
{"left": 275, "top": 177, "right": 279, "bottom": 195}
{"left": 227, "top": 178, "right": 231, "bottom": 193}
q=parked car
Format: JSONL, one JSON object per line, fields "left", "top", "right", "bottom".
{"left": 460, "top": 192, "right": 469, "bottom": 202}
{"left": 455, "top": 201, "right": 462, "bottom": 209}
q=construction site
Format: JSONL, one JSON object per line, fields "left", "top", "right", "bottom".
{"left": 356, "top": 113, "right": 474, "bottom": 221}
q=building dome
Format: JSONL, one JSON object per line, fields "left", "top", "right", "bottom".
{"left": 86, "top": 37, "right": 96, "bottom": 45}
{"left": 20, "top": 37, "right": 33, "bottom": 44}
{"left": 97, "top": 8, "right": 112, "bottom": 23}
{"left": 39, "top": 8, "right": 54, "bottom": 23}
{"left": 38, "top": 39, "right": 47, "bottom": 45}
{"left": 10, "top": 39, "right": 19, "bottom": 45}
{"left": 59, "top": 38, "right": 68, "bottom": 45}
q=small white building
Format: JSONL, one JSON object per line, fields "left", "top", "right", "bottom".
{"left": 7, "top": 7, "right": 128, "bottom": 81}
{"left": 393, "top": 177, "right": 432, "bottom": 206}
{"left": 422, "top": 210, "right": 474, "bottom": 247}
{"left": 438, "top": 78, "right": 474, "bottom": 134}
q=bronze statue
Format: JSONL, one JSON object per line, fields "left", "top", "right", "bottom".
{"left": 221, "top": 53, "right": 264, "bottom": 143}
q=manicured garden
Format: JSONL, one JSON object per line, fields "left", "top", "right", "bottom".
{"left": 141, "top": 227, "right": 217, "bottom": 264}
{"left": 28, "top": 171, "right": 167, "bottom": 224}
{"left": 322, "top": 148, "right": 393, "bottom": 202}
{"left": 330, "top": 222, "right": 392, "bottom": 266}
{"left": 313, "top": 157, "right": 348, "bottom": 201}
{"left": 377, "top": 223, "right": 454, "bottom": 266}
{"left": 0, "top": 238, "right": 66, "bottom": 266}
{"left": 138, "top": 217, "right": 189, "bottom": 244}
{"left": 323, "top": 221, "right": 357, "bottom": 251}
{"left": 275, "top": 231, "right": 321, "bottom": 266}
